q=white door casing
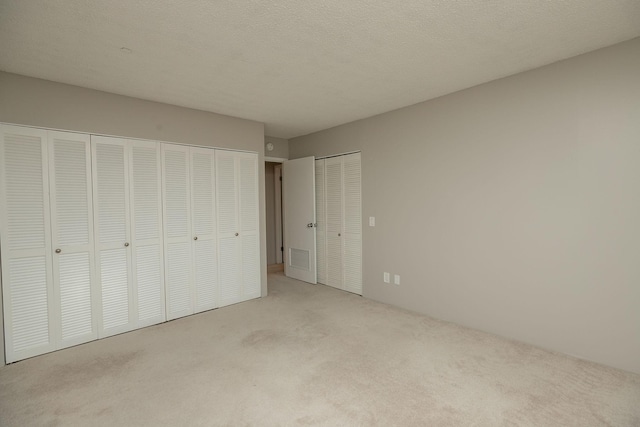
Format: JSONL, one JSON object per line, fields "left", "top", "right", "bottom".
{"left": 283, "top": 156, "right": 317, "bottom": 284}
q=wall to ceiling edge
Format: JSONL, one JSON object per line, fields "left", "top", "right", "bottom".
{"left": 289, "top": 37, "right": 640, "bottom": 374}
{"left": 0, "top": 71, "right": 268, "bottom": 366}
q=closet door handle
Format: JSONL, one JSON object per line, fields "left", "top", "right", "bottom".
{"left": 307, "top": 223, "right": 314, "bottom": 228}
{"left": 124, "top": 242, "right": 130, "bottom": 247}
{"left": 193, "top": 236, "right": 198, "bottom": 240}
{"left": 235, "top": 233, "right": 239, "bottom": 237}
{"left": 55, "top": 248, "right": 62, "bottom": 254}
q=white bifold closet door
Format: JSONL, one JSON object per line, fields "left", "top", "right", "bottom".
{"left": 1, "top": 125, "right": 97, "bottom": 363}
{"left": 315, "top": 153, "right": 362, "bottom": 295}
{"left": 92, "top": 136, "right": 165, "bottom": 337}
{"left": 216, "top": 150, "right": 260, "bottom": 307}
{"left": 161, "top": 144, "right": 218, "bottom": 320}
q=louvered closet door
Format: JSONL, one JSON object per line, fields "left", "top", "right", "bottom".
{"left": 49, "top": 131, "right": 97, "bottom": 348}
{"left": 315, "top": 159, "right": 327, "bottom": 284}
{"left": 0, "top": 125, "right": 55, "bottom": 363}
{"left": 342, "top": 153, "right": 362, "bottom": 295}
{"left": 238, "top": 152, "right": 260, "bottom": 300}
{"left": 190, "top": 147, "right": 218, "bottom": 313}
{"left": 215, "top": 150, "right": 242, "bottom": 307}
{"left": 92, "top": 136, "right": 133, "bottom": 337}
{"left": 162, "top": 144, "right": 194, "bottom": 320}
{"left": 130, "top": 140, "right": 165, "bottom": 327}
{"left": 324, "top": 157, "right": 344, "bottom": 290}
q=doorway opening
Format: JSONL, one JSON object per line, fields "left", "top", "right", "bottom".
{"left": 265, "top": 161, "right": 284, "bottom": 272}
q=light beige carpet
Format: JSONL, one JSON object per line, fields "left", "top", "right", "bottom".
{"left": 1, "top": 272, "right": 639, "bottom": 426}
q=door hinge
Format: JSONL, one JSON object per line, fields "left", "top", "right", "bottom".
{"left": 279, "top": 176, "right": 282, "bottom": 181}
{"left": 281, "top": 246, "right": 284, "bottom": 251}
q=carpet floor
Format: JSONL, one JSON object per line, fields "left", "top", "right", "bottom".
{"left": 1, "top": 272, "right": 639, "bottom": 426}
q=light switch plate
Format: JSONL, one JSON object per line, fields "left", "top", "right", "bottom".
{"left": 394, "top": 275, "right": 400, "bottom": 285}
{"left": 369, "top": 216, "right": 375, "bottom": 227}
{"left": 383, "top": 272, "right": 390, "bottom": 283}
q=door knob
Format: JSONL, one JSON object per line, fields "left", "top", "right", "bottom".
{"left": 235, "top": 233, "right": 239, "bottom": 236}
{"left": 55, "top": 248, "right": 61, "bottom": 254}
{"left": 124, "top": 242, "right": 130, "bottom": 247}
{"left": 338, "top": 233, "right": 341, "bottom": 237}
{"left": 193, "top": 236, "right": 198, "bottom": 240}
{"left": 307, "top": 223, "right": 314, "bottom": 228}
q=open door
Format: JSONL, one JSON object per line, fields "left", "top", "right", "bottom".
{"left": 283, "top": 157, "right": 317, "bottom": 284}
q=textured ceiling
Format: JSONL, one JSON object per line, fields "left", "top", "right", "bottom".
{"left": 1, "top": 1, "right": 639, "bottom": 139}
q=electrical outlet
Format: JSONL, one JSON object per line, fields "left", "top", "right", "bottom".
{"left": 383, "top": 272, "right": 390, "bottom": 283}
{"left": 394, "top": 274, "right": 400, "bottom": 285}
{"left": 369, "top": 216, "right": 375, "bottom": 227}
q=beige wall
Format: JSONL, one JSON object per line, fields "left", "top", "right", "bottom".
{"left": 290, "top": 38, "right": 640, "bottom": 374}
{"left": 0, "top": 72, "right": 268, "bottom": 366}
{"left": 265, "top": 136, "right": 289, "bottom": 160}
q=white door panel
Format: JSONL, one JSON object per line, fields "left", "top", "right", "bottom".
{"left": 1, "top": 125, "right": 55, "bottom": 362}
{"left": 216, "top": 150, "right": 260, "bottom": 306}
{"left": 49, "top": 131, "right": 97, "bottom": 347}
{"left": 315, "top": 153, "right": 362, "bottom": 295}
{"left": 130, "top": 140, "right": 165, "bottom": 326}
{"left": 315, "top": 159, "right": 327, "bottom": 284}
{"left": 191, "top": 148, "right": 218, "bottom": 313}
{"left": 162, "top": 144, "right": 194, "bottom": 319}
{"left": 283, "top": 156, "right": 317, "bottom": 284}
{"left": 92, "top": 136, "right": 133, "bottom": 336}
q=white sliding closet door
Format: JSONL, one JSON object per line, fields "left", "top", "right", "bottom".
{"left": 92, "top": 136, "right": 133, "bottom": 336}
{"left": 191, "top": 147, "right": 218, "bottom": 313}
{"left": 315, "top": 153, "right": 362, "bottom": 295}
{"left": 1, "top": 125, "right": 55, "bottom": 362}
{"left": 49, "top": 131, "right": 97, "bottom": 348}
{"left": 216, "top": 150, "right": 260, "bottom": 307}
{"left": 161, "top": 144, "right": 194, "bottom": 320}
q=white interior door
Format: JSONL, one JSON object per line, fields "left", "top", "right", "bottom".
{"left": 216, "top": 150, "right": 242, "bottom": 306}
{"left": 49, "top": 131, "right": 97, "bottom": 348}
{"left": 161, "top": 144, "right": 194, "bottom": 320}
{"left": 325, "top": 156, "right": 344, "bottom": 290}
{"left": 1, "top": 125, "right": 55, "bottom": 363}
{"left": 190, "top": 147, "right": 218, "bottom": 313}
{"left": 315, "top": 159, "right": 326, "bottom": 284}
{"left": 238, "top": 152, "right": 260, "bottom": 299}
{"left": 130, "top": 140, "right": 165, "bottom": 327}
{"left": 283, "top": 156, "right": 317, "bottom": 284}
{"left": 342, "top": 153, "right": 362, "bottom": 295}
{"left": 91, "top": 136, "right": 133, "bottom": 337}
